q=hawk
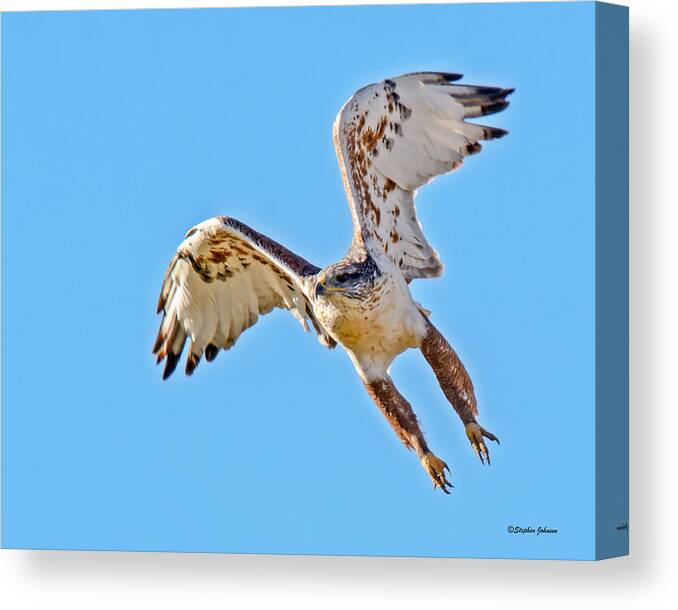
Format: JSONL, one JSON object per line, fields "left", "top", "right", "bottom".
{"left": 153, "top": 72, "right": 513, "bottom": 493}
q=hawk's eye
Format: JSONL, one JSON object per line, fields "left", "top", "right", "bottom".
{"left": 335, "top": 271, "right": 360, "bottom": 284}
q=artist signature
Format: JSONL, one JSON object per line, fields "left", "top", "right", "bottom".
{"left": 507, "top": 525, "right": 559, "bottom": 535}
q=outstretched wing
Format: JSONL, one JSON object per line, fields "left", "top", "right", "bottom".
{"left": 333, "top": 71, "right": 513, "bottom": 281}
{"left": 153, "top": 216, "right": 334, "bottom": 379}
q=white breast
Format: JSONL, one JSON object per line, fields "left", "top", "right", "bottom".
{"left": 315, "top": 271, "right": 428, "bottom": 380}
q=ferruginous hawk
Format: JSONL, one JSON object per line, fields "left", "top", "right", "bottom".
{"left": 153, "top": 72, "right": 513, "bottom": 493}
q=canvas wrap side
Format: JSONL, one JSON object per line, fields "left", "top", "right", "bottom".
{"left": 595, "top": 1, "right": 630, "bottom": 560}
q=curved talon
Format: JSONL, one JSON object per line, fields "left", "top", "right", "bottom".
{"left": 465, "top": 422, "right": 499, "bottom": 465}
{"left": 421, "top": 452, "right": 453, "bottom": 493}
{"left": 479, "top": 425, "right": 500, "bottom": 445}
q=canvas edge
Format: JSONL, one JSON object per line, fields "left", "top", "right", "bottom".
{"left": 594, "top": 0, "right": 630, "bottom": 561}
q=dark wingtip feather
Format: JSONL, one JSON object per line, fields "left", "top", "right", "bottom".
{"left": 185, "top": 353, "right": 201, "bottom": 376}
{"left": 483, "top": 126, "right": 509, "bottom": 140}
{"left": 438, "top": 71, "right": 464, "bottom": 82}
{"left": 162, "top": 353, "right": 179, "bottom": 380}
{"left": 205, "top": 344, "right": 219, "bottom": 362}
{"left": 466, "top": 142, "right": 482, "bottom": 155}
{"left": 405, "top": 71, "right": 464, "bottom": 84}
{"left": 481, "top": 100, "right": 510, "bottom": 116}
{"left": 152, "top": 332, "right": 164, "bottom": 354}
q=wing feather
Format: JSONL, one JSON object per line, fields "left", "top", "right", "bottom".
{"left": 334, "top": 71, "right": 513, "bottom": 281}
{"left": 153, "top": 216, "right": 335, "bottom": 379}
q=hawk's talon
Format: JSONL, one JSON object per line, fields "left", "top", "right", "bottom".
{"left": 421, "top": 452, "right": 453, "bottom": 493}
{"left": 465, "top": 422, "right": 499, "bottom": 465}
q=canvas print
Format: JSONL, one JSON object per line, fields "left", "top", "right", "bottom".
{"left": 1, "top": 2, "right": 629, "bottom": 560}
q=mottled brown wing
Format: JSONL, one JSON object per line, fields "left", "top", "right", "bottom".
{"left": 333, "top": 71, "right": 512, "bottom": 281}
{"left": 153, "top": 216, "right": 334, "bottom": 379}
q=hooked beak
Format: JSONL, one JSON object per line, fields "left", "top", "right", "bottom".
{"left": 315, "top": 280, "right": 326, "bottom": 298}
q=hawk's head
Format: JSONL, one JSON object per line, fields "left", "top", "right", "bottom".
{"left": 314, "top": 257, "right": 381, "bottom": 302}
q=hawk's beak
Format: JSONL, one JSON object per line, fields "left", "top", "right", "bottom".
{"left": 315, "top": 281, "right": 326, "bottom": 298}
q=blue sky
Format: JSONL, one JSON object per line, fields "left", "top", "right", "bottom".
{"left": 2, "top": 3, "right": 597, "bottom": 559}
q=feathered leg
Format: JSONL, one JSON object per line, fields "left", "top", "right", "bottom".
{"left": 420, "top": 316, "right": 499, "bottom": 464}
{"left": 362, "top": 375, "right": 453, "bottom": 493}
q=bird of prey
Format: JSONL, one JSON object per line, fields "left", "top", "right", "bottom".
{"left": 153, "top": 72, "right": 512, "bottom": 493}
